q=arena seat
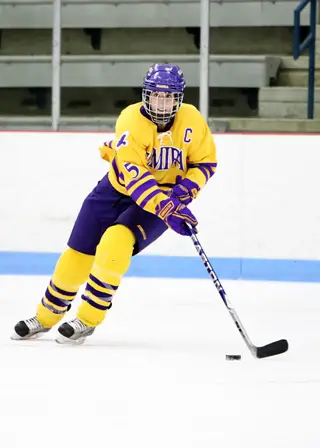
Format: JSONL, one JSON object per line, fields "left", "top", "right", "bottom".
{"left": 0, "top": 0, "right": 308, "bottom": 28}
{"left": 0, "top": 54, "right": 280, "bottom": 88}
{"left": 0, "top": 0, "right": 298, "bottom": 126}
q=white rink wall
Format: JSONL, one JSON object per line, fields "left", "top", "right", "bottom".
{"left": 1, "top": 132, "right": 320, "bottom": 262}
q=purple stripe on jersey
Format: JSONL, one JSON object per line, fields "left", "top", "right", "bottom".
{"left": 126, "top": 171, "right": 151, "bottom": 191}
{"left": 85, "top": 283, "right": 113, "bottom": 300}
{"left": 196, "top": 165, "right": 209, "bottom": 182}
{"left": 41, "top": 298, "right": 65, "bottom": 314}
{"left": 103, "top": 140, "right": 113, "bottom": 148}
{"left": 206, "top": 166, "right": 216, "bottom": 177}
{"left": 45, "top": 289, "right": 71, "bottom": 307}
{"left": 198, "top": 163, "right": 217, "bottom": 177}
{"left": 140, "top": 189, "right": 161, "bottom": 209}
{"left": 188, "top": 162, "right": 217, "bottom": 169}
{"left": 50, "top": 280, "right": 76, "bottom": 297}
{"left": 200, "top": 163, "right": 217, "bottom": 177}
{"left": 89, "top": 273, "right": 118, "bottom": 291}
{"left": 112, "top": 158, "right": 120, "bottom": 178}
{"left": 112, "top": 159, "right": 125, "bottom": 185}
{"left": 130, "top": 179, "right": 158, "bottom": 203}
{"left": 82, "top": 294, "right": 111, "bottom": 311}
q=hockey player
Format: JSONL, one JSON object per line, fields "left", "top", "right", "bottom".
{"left": 12, "top": 63, "right": 217, "bottom": 344}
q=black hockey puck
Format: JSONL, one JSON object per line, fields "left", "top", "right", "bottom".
{"left": 226, "top": 355, "right": 241, "bottom": 361}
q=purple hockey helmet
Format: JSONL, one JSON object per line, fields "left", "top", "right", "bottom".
{"left": 142, "top": 63, "right": 186, "bottom": 125}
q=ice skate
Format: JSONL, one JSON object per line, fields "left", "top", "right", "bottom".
{"left": 11, "top": 317, "right": 51, "bottom": 340}
{"left": 56, "top": 318, "right": 95, "bottom": 345}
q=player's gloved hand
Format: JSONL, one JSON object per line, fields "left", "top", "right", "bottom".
{"left": 155, "top": 196, "right": 198, "bottom": 236}
{"left": 170, "top": 176, "right": 200, "bottom": 205}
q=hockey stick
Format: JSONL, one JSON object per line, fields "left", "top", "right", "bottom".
{"left": 186, "top": 224, "right": 288, "bottom": 359}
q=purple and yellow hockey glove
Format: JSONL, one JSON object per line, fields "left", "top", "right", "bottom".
{"left": 155, "top": 196, "right": 198, "bottom": 236}
{"left": 170, "top": 176, "right": 200, "bottom": 205}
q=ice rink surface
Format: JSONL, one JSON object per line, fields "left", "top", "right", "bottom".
{"left": 1, "top": 275, "right": 320, "bottom": 448}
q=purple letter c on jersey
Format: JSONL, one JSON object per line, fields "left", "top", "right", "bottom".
{"left": 184, "top": 128, "right": 192, "bottom": 143}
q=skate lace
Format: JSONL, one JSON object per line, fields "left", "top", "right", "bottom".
{"left": 69, "top": 318, "right": 88, "bottom": 332}
{"left": 25, "top": 317, "right": 42, "bottom": 331}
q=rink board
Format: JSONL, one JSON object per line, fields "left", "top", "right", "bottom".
{"left": 1, "top": 132, "right": 320, "bottom": 282}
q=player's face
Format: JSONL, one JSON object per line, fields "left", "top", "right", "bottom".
{"left": 149, "top": 91, "right": 175, "bottom": 115}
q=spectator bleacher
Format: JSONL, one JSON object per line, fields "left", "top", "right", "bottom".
{"left": 0, "top": 0, "right": 315, "bottom": 131}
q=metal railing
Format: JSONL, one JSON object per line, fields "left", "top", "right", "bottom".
{"left": 294, "top": 0, "right": 317, "bottom": 119}
{"left": 52, "top": 0, "right": 210, "bottom": 130}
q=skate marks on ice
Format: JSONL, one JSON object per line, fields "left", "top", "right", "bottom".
{"left": 0, "top": 276, "right": 320, "bottom": 448}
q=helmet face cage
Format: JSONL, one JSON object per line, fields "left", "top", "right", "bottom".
{"left": 142, "top": 89, "right": 184, "bottom": 125}
{"left": 142, "top": 63, "right": 186, "bottom": 125}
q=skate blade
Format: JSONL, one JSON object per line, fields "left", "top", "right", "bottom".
{"left": 11, "top": 330, "right": 49, "bottom": 341}
{"left": 55, "top": 334, "right": 86, "bottom": 345}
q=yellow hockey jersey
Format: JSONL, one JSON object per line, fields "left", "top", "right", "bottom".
{"left": 99, "top": 102, "right": 217, "bottom": 216}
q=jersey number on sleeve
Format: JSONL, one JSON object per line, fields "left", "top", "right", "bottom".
{"left": 116, "top": 131, "right": 129, "bottom": 149}
{"left": 124, "top": 163, "right": 140, "bottom": 179}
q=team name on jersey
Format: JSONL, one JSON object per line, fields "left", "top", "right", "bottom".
{"left": 146, "top": 146, "right": 184, "bottom": 171}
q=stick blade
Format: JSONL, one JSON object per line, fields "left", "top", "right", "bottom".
{"left": 256, "top": 339, "right": 289, "bottom": 359}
